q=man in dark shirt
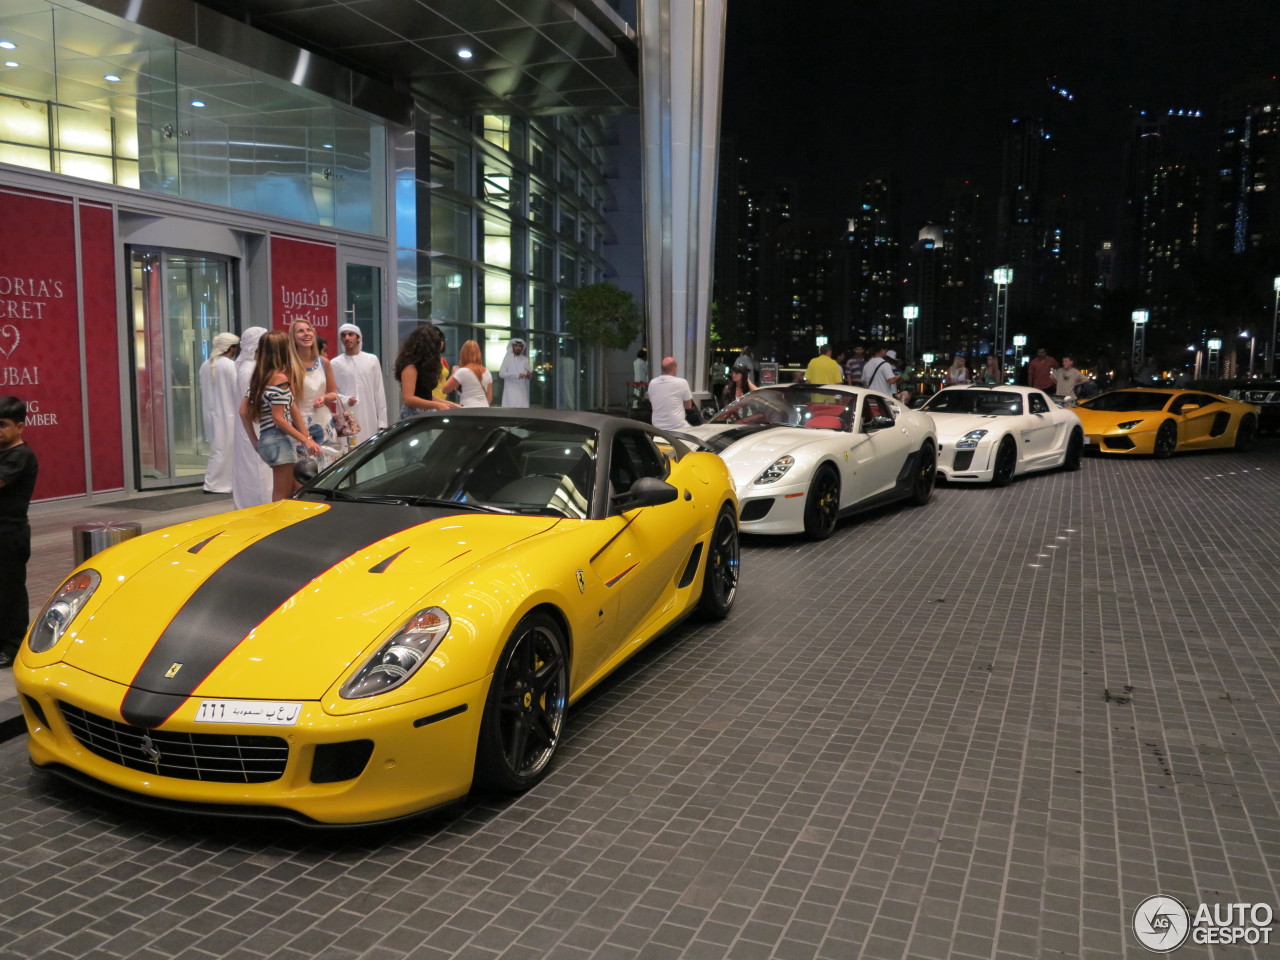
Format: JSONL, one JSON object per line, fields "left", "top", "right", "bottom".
{"left": 1028, "top": 347, "right": 1058, "bottom": 392}
{"left": 0, "top": 396, "right": 38, "bottom": 668}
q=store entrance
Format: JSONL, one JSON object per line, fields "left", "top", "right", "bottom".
{"left": 128, "top": 247, "right": 237, "bottom": 489}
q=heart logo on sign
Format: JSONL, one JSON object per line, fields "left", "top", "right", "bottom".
{"left": 0, "top": 325, "right": 18, "bottom": 360}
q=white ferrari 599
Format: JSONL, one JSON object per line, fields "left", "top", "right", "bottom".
{"left": 681, "top": 384, "right": 937, "bottom": 540}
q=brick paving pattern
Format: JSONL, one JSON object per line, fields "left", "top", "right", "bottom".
{"left": 1, "top": 444, "right": 1278, "bottom": 959}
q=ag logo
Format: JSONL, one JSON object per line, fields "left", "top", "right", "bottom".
{"left": 575, "top": 569, "right": 586, "bottom": 594}
{"left": 1133, "top": 895, "right": 1190, "bottom": 952}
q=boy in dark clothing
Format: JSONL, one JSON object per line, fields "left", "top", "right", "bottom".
{"left": 0, "top": 396, "right": 38, "bottom": 668}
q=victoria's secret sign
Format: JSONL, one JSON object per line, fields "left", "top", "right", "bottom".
{"left": 271, "top": 235, "right": 337, "bottom": 335}
{"left": 0, "top": 189, "right": 87, "bottom": 498}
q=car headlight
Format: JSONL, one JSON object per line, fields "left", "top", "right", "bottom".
{"left": 1116, "top": 420, "right": 1144, "bottom": 430}
{"left": 754, "top": 455, "right": 795, "bottom": 484}
{"left": 340, "top": 607, "right": 451, "bottom": 699}
{"left": 28, "top": 569, "right": 101, "bottom": 654}
{"left": 955, "top": 429, "right": 989, "bottom": 449}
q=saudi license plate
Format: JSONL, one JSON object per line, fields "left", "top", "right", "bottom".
{"left": 195, "top": 699, "right": 302, "bottom": 725}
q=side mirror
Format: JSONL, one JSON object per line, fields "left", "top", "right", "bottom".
{"left": 611, "top": 476, "right": 679, "bottom": 512}
{"left": 1179, "top": 404, "right": 1200, "bottom": 414}
{"left": 864, "top": 415, "right": 895, "bottom": 432}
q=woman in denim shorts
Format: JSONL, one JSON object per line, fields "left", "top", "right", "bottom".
{"left": 238, "top": 330, "right": 323, "bottom": 501}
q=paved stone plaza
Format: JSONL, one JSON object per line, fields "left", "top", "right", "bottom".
{"left": 1, "top": 441, "right": 1278, "bottom": 959}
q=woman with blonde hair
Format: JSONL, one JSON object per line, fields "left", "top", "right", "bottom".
{"left": 238, "top": 329, "right": 322, "bottom": 501}
{"left": 946, "top": 354, "right": 971, "bottom": 385}
{"left": 288, "top": 319, "right": 341, "bottom": 455}
{"left": 395, "top": 323, "right": 462, "bottom": 417}
{"left": 443, "top": 339, "right": 493, "bottom": 407}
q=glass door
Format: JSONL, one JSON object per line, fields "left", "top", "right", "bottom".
{"left": 128, "top": 247, "right": 236, "bottom": 488}
{"left": 343, "top": 261, "right": 383, "bottom": 362}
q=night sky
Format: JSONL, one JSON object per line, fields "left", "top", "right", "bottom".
{"left": 721, "top": 0, "right": 1279, "bottom": 230}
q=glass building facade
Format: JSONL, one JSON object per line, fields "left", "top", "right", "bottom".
{"left": 0, "top": 0, "right": 621, "bottom": 426}
{"left": 422, "top": 112, "right": 613, "bottom": 409}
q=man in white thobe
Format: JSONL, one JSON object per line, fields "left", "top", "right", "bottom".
{"left": 330, "top": 322, "right": 388, "bottom": 446}
{"left": 231, "top": 326, "right": 273, "bottom": 509}
{"left": 199, "top": 332, "right": 240, "bottom": 493}
{"left": 499, "top": 337, "right": 532, "bottom": 408}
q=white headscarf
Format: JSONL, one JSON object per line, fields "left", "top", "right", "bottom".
{"left": 237, "top": 326, "right": 267, "bottom": 364}
{"left": 500, "top": 338, "right": 529, "bottom": 376}
{"left": 338, "top": 322, "right": 362, "bottom": 343}
{"left": 211, "top": 332, "right": 240, "bottom": 360}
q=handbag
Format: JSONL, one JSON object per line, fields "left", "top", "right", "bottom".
{"left": 328, "top": 399, "right": 360, "bottom": 438}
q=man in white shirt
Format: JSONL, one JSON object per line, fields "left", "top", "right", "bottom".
{"left": 863, "top": 347, "right": 902, "bottom": 396}
{"left": 648, "top": 356, "right": 697, "bottom": 431}
{"left": 329, "top": 322, "right": 388, "bottom": 446}
{"left": 198, "top": 331, "right": 240, "bottom": 493}
{"left": 499, "top": 337, "right": 532, "bottom": 408}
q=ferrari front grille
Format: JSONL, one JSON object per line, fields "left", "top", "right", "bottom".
{"left": 58, "top": 702, "right": 289, "bottom": 783}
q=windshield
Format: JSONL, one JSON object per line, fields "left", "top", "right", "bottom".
{"left": 302, "top": 417, "right": 597, "bottom": 518}
{"left": 922, "top": 390, "right": 1024, "bottom": 416}
{"left": 710, "top": 387, "right": 855, "bottom": 430}
{"left": 1078, "top": 391, "right": 1172, "bottom": 413}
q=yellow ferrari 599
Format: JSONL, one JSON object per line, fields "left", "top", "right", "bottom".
{"left": 15, "top": 411, "right": 740, "bottom": 824}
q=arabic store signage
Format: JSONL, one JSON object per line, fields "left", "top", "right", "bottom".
{"left": 0, "top": 189, "right": 87, "bottom": 499}
{"left": 271, "top": 235, "right": 337, "bottom": 336}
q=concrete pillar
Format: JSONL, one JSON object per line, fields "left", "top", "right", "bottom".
{"left": 639, "top": 0, "right": 727, "bottom": 393}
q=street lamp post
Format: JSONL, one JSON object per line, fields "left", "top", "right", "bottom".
{"left": 1131, "top": 310, "right": 1149, "bottom": 375}
{"left": 903, "top": 305, "right": 919, "bottom": 368}
{"left": 1208, "top": 338, "right": 1223, "bottom": 379}
{"left": 993, "top": 267, "right": 1012, "bottom": 363}
{"left": 1012, "top": 334, "right": 1027, "bottom": 383}
{"left": 1270, "top": 276, "right": 1280, "bottom": 376}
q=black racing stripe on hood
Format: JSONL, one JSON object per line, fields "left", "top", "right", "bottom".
{"left": 702, "top": 424, "right": 775, "bottom": 453}
{"left": 120, "top": 502, "right": 464, "bottom": 729}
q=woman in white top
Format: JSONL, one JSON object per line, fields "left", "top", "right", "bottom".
{"left": 289, "top": 319, "right": 340, "bottom": 453}
{"left": 443, "top": 339, "right": 493, "bottom": 407}
{"left": 946, "top": 354, "right": 971, "bottom": 385}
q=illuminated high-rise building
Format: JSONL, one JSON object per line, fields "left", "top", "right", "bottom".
{"left": 1213, "top": 77, "right": 1280, "bottom": 255}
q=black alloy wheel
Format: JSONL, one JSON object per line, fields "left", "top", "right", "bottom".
{"left": 1062, "top": 429, "right": 1084, "bottom": 471}
{"left": 474, "top": 611, "right": 569, "bottom": 793}
{"left": 1153, "top": 420, "right": 1178, "bottom": 459}
{"left": 697, "top": 504, "right": 740, "bottom": 619}
{"left": 1234, "top": 415, "right": 1257, "bottom": 452}
{"left": 802, "top": 466, "right": 840, "bottom": 540}
{"left": 990, "top": 436, "right": 1017, "bottom": 487}
{"left": 908, "top": 440, "right": 937, "bottom": 506}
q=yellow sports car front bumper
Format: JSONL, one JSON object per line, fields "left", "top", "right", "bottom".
{"left": 20, "top": 661, "right": 489, "bottom": 825}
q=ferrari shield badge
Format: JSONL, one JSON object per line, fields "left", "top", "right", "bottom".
{"left": 165, "top": 663, "right": 183, "bottom": 679}
{"left": 576, "top": 569, "right": 586, "bottom": 594}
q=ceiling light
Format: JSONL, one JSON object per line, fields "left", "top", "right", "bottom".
{"left": 322, "top": 143, "right": 332, "bottom": 149}
{"left": 3, "top": 61, "right": 17, "bottom": 68}
{"left": 457, "top": 48, "right": 473, "bottom": 59}
{"left": 0, "top": 41, "right": 16, "bottom": 50}
{"left": 104, "top": 74, "right": 121, "bottom": 82}
{"left": 190, "top": 100, "right": 206, "bottom": 107}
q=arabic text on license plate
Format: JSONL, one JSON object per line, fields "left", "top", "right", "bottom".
{"left": 195, "top": 699, "right": 302, "bottom": 725}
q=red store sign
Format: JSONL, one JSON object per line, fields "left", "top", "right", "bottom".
{"left": 0, "top": 189, "right": 87, "bottom": 500}
{"left": 271, "top": 235, "right": 337, "bottom": 337}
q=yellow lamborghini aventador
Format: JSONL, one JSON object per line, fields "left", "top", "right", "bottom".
{"left": 1072, "top": 387, "right": 1259, "bottom": 458}
{"left": 15, "top": 410, "right": 740, "bottom": 824}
